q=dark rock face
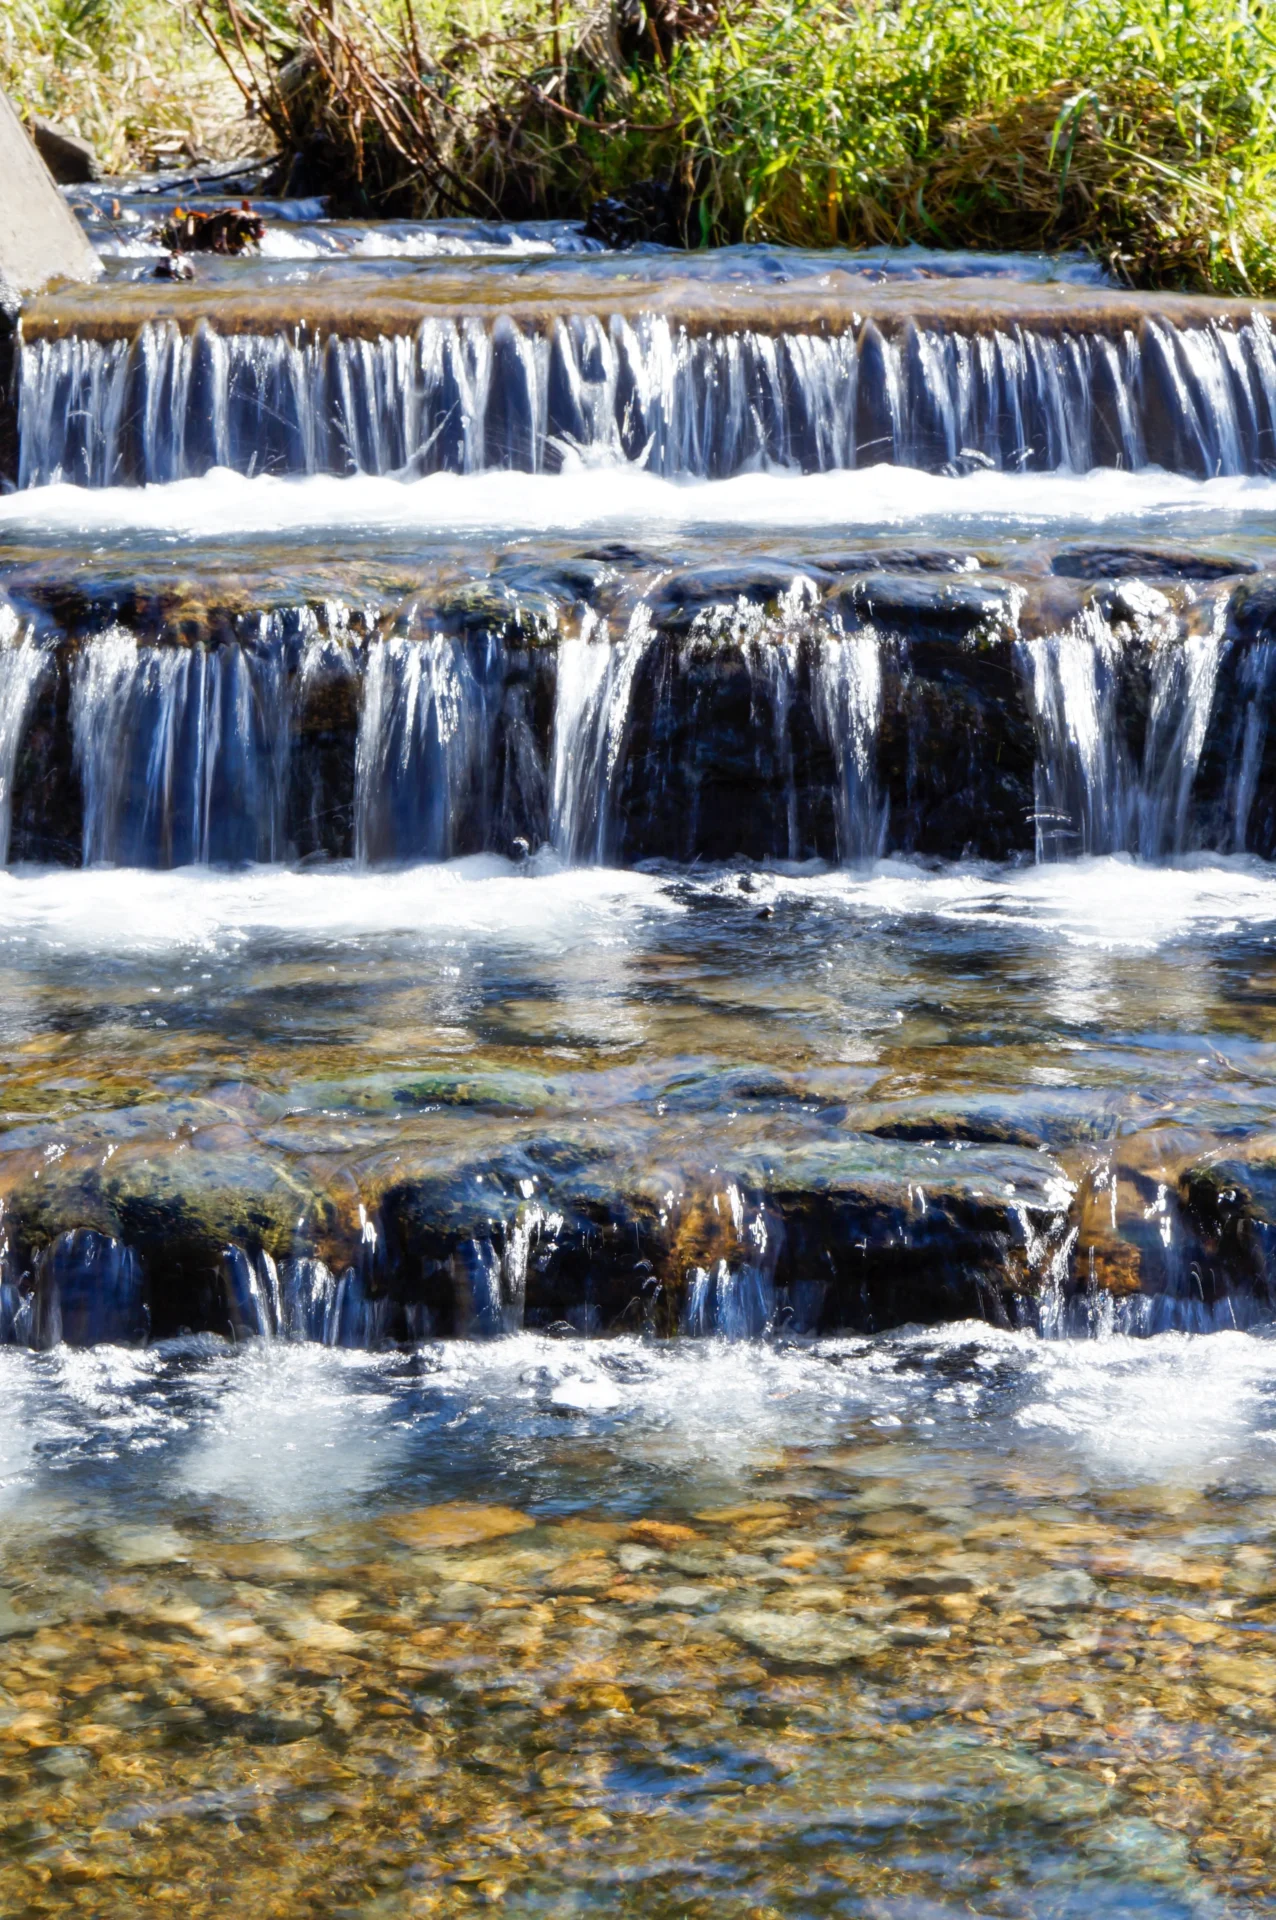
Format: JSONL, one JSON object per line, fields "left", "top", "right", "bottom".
{"left": 27, "top": 118, "right": 102, "bottom": 185}
{"left": 0, "top": 1140, "right": 1064, "bottom": 1347}
{"left": 583, "top": 180, "right": 689, "bottom": 249}
{"left": 7, "top": 561, "right": 1276, "bottom": 867}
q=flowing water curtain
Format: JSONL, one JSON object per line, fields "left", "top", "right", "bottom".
{"left": 549, "top": 603, "right": 657, "bottom": 863}
{"left": 1020, "top": 595, "right": 1222, "bottom": 860}
{"left": 1021, "top": 603, "right": 1128, "bottom": 858}
{"left": 17, "top": 311, "right": 1276, "bottom": 484}
{"left": 221, "top": 1247, "right": 389, "bottom": 1346}
{"left": 70, "top": 629, "right": 292, "bottom": 867}
{"left": 354, "top": 633, "right": 496, "bottom": 864}
{"left": 0, "top": 614, "right": 46, "bottom": 864}
{"left": 812, "top": 622, "right": 888, "bottom": 863}
{"left": 1225, "top": 639, "right": 1276, "bottom": 851}
{"left": 681, "top": 1181, "right": 777, "bottom": 1339}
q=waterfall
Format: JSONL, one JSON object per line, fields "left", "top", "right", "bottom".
{"left": 682, "top": 1182, "right": 777, "bottom": 1338}
{"left": 71, "top": 629, "right": 291, "bottom": 867}
{"left": 812, "top": 627, "right": 887, "bottom": 862}
{"left": 550, "top": 603, "right": 655, "bottom": 863}
{"left": 20, "top": 309, "right": 1276, "bottom": 485}
{"left": 1226, "top": 640, "right": 1276, "bottom": 851}
{"left": 1020, "top": 598, "right": 1222, "bottom": 860}
{"left": 0, "top": 614, "right": 46, "bottom": 863}
{"left": 353, "top": 634, "right": 495, "bottom": 864}
{"left": 222, "top": 1247, "right": 390, "bottom": 1346}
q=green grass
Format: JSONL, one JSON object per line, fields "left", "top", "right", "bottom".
{"left": 646, "top": 0, "right": 1276, "bottom": 289}
{"left": 1, "top": 0, "right": 251, "bottom": 170}
{"left": 8, "top": 0, "right": 1276, "bottom": 291}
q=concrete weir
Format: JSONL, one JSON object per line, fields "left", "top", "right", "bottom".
{"left": 0, "top": 86, "right": 101, "bottom": 485}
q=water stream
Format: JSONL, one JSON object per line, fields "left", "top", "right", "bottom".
{"left": 3, "top": 192, "right": 1276, "bottom": 1912}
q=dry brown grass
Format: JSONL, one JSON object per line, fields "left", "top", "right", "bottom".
{"left": 916, "top": 81, "right": 1251, "bottom": 285}
{"left": 1, "top": 0, "right": 257, "bottom": 172}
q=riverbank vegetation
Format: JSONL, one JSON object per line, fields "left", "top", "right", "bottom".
{"left": 0, "top": 0, "right": 249, "bottom": 169}
{"left": 7, "top": 0, "right": 1276, "bottom": 291}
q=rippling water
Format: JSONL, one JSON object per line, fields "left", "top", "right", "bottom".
{"left": 6, "top": 193, "right": 1276, "bottom": 1911}
{"left": 0, "top": 1327, "right": 1269, "bottom": 1914}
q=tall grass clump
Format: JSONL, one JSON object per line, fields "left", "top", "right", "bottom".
{"left": 1, "top": 0, "right": 252, "bottom": 169}
{"left": 202, "top": 0, "right": 1276, "bottom": 288}
{"left": 664, "top": 0, "right": 1276, "bottom": 289}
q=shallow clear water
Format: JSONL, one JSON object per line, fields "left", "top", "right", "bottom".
{"left": 7, "top": 199, "right": 1276, "bottom": 1911}
{"left": 0, "top": 1327, "right": 1272, "bottom": 1914}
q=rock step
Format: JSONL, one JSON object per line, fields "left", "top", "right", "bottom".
{"left": 1, "top": 1113, "right": 1271, "bottom": 1347}
{"left": 16, "top": 279, "right": 1276, "bottom": 481}
{"left": 3, "top": 559, "right": 1276, "bottom": 864}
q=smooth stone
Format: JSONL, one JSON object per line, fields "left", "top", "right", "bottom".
{"left": 656, "top": 1584, "right": 715, "bottom": 1609}
{"left": 94, "top": 1525, "right": 191, "bottom": 1568}
{"left": 1011, "top": 1569, "right": 1098, "bottom": 1611}
{"left": 1084, "top": 1817, "right": 1195, "bottom": 1883}
{"left": 1051, "top": 544, "right": 1254, "bottom": 582}
{"left": 720, "top": 1607, "right": 887, "bottom": 1666}
{"left": 433, "top": 1582, "right": 492, "bottom": 1613}
{"left": 386, "top": 1503, "right": 534, "bottom": 1550}
{"left": 36, "top": 1747, "right": 91, "bottom": 1779}
{"left": 616, "top": 1543, "right": 664, "bottom": 1574}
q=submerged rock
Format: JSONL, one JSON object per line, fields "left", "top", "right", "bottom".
{"left": 719, "top": 1607, "right": 887, "bottom": 1666}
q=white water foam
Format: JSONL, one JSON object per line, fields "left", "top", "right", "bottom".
{"left": 757, "top": 853, "right": 1276, "bottom": 953}
{"left": 4, "top": 464, "right": 1275, "bottom": 542}
{"left": 0, "top": 856, "right": 678, "bottom": 959}
{"left": 0, "top": 855, "right": 1269, "bottom": 962}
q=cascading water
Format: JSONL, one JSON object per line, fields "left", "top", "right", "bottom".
{"left": 353, "top": 633, "right": 496, "bottom": 864}
{"left": 19, "top": 307, "right": 1276, "bottom": 484}
{"left": 549, "top": 603, "right": 656, "bottom": 863}
{"left": 1021, "top": 595, "right": 1224, "bottom": 859}
{"left": 71, "top": 628, "right": 291, "bottom": 866}
{"left": 8, "top": 215, "right": 1276, "bottom": 1352}
{"left": 811, "top": 626, "right": 888, "bottom": 863}
{"left": 0, "top": 613, "right": 46, "bottom": 864}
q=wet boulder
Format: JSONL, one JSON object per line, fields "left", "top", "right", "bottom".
{"left": 831, "top": 572, "right": 1017, "bottom": 639}
{"left": 646, "top": 563, "right": 830, "bottom": 635}
{"left": 27, "top": 118, "right": 102, "bottom": 186}
{"left": 1052, "top": 544, "right": 1257, "bottom": 583}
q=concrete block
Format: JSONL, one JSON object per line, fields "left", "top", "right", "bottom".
{"left": 0, "top": 86, "right": 101, "bottom": 305}
{"left": 1, "top": 87, "right": 102, "bottom": 486}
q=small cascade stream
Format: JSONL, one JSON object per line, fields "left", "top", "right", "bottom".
{"left": 18, "top": 305, "right": 1276, "bottom": 484}
{"left": 9, "top": 187, "right": 1276, "bottom": 1915}
{"left": 5, "top": 217, "right": 1276, "bottom": 1359}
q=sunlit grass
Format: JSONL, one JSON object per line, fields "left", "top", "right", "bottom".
{"left": 7, "top": 0, "right": 1276, "bottom": 290}
{"left": 1, "top": 0, "right": 252, "bottom": 170}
